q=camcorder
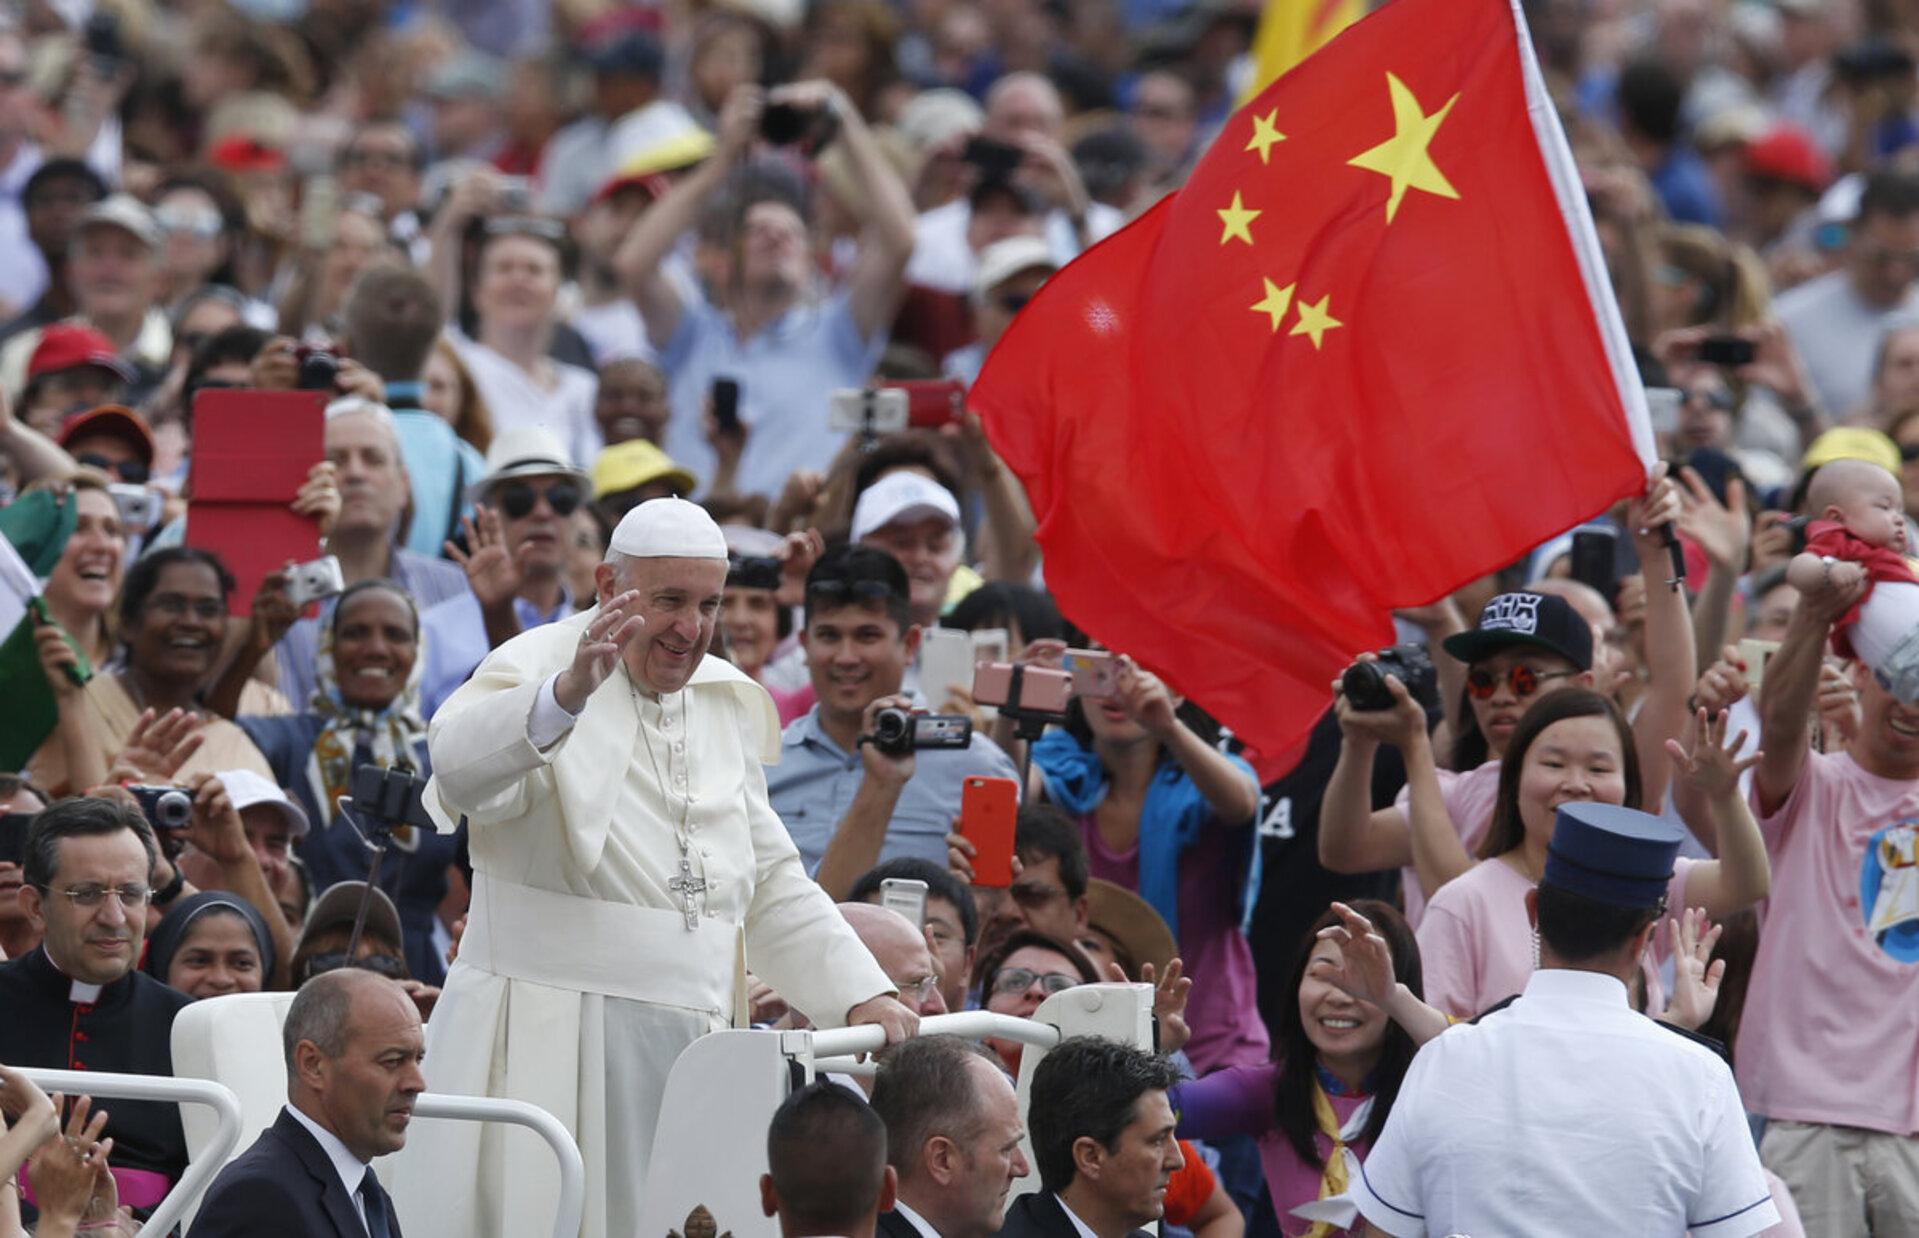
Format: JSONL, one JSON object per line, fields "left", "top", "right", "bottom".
{"left": 867, "top": 708, "right": 972, "bottom": 758}
{"left": 1341, "top": 645, "right": 1437, "bottom": 711}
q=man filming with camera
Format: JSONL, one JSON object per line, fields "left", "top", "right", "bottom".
{"left": 768, "top": 545, "right": 1018, "bottom": 898}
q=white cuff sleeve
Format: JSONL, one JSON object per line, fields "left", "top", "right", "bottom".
{"left": 528, "top": 673, "right": 582, "bottom": 749}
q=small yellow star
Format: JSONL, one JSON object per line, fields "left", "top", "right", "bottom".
{"left": 1290, "top": 294, "right": 1343, "bottom": 349}
{"left": 1347, "top": 71, "right": 1461, "bottom": 224}
{"left": 1245, "top": 110, "right": 1286, "bottom": 164}
{"left": 1216, "top": 191, "right": 1261, "bottom": 246}
{"left": 1250, "top": 278, "right": 1296, "bottom": 333}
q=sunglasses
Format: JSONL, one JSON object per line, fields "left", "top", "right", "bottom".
{"left": 1901, "top": 443, "right": 1919, "bottom": 464}
{"left": 1683, "top": 387, "right": 1737, "bottom": 413}
{"left": 495, "top": 481, "right": 582, "bottom": 520}
{"left": 303, "top": 951, "right": 408, "bottom": 981}
{"left": 76, "top": 453, "right": 149, "bottom": 484}
{"left": 1465, "top": 665, "right": 1577, "bottom": 700}
{"left": 998, "top": 291, "right": 1032, "bottom": 314}
{"left": 806, "top": 578, "right": 899, "bottom": 606}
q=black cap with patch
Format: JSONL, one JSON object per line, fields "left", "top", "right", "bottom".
{"left": 1441, "top": 591, "right": 1593, "bottom": 671}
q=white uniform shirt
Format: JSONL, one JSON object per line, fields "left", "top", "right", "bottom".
{"left": 1351, "top": 969, "right": 1779, "bottom": 1238}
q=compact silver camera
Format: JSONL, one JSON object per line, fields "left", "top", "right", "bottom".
{"left": 286, "top": 554, "right": 346, "bottom": 608}
{"left": 106, "top": 483, "right": 164, "bottom": 531}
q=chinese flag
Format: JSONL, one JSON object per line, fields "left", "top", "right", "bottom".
{"left": 971, "top": 0, "right": 1653, "bottom": 776}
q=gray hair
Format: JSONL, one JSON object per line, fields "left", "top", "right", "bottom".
{"left": 282, "top": 969, "right": 371, "bottom": 1073}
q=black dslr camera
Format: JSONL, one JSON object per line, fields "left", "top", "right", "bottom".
{"left": 868, "top": 709, "right": 973, "bottom": 758}
{"left": 1341, "top": 645, "right": 1436, "bottom": 711}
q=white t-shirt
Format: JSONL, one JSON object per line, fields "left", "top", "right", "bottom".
{"left": 906, "top": 198, "right": 1124, "bottom": 294}
{"left": 448, "top": 328, "right": 601, "bottom": 465}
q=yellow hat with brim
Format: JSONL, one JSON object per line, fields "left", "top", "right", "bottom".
{"left": 592, "top": 439, "right": 699, "bottom": 500}
{"left": 1801, "top": 426, "right": 1901, "bottom": 476}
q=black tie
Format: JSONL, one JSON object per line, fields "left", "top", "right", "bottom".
{"left": 359, "top": 1167, "right": 392, "bottom": 1238}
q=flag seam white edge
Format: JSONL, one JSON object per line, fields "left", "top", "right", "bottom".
{"left": 1508, "top": 0, "right": 1657, "bottom": 471}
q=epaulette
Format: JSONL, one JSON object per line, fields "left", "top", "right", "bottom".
{"left": 1467, "top": 994, "right": 1520, "bottom": 1024}
{"left": 1652, "top": 1018, "right": 1731, "bottom": 1064}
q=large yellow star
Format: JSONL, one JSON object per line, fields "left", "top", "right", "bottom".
{"left": 1217, "top": 191, "right": 1261, "bottom": 246}
{"left": 1347, "top": 72, "right": 1461, "bottom": 224}
{"left": 1245, "top": 110, "right": 1286, "bottom": 164}
{"left": 1290, "top": 294, "right": 1343, "bottom": 349}
{"left": 1250, "top": 278, "right": 1296, "bottom": 332}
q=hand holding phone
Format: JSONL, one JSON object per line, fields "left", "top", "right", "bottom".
{"left": 959, "top": 776, "right": 1019, "bottom": 887}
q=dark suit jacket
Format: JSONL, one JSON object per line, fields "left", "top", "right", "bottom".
{"left": 993, "top": 1191, "right": 1153, "bottom": 1238}
{"left": 190, "top": 1108, "right": 403, "bottom": 1237}
{"left": 880, "top": 1209, "right": 930, "bottom": 1238}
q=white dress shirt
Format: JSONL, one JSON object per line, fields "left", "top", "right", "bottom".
{"left": 1350, "top": 968, "right": 1779, "bottom": 1238}
{"left": 286, "top": 1104, "right": 374, "bottom": 1234}
{"left": 1054, "top": 1194, "right": 1100, "bottom": 1238}
{"left": 890, "top": 1200, "right": 943, "bottom": 1238}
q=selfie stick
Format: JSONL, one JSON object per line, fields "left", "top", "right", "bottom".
{"left": 335, "top": 766, "right": 430, "bottom": 964}
{"left": 1660, "top": 524, "right": 1686, "bottom": 593}
{"left": 996, "top": 663, "right": 1067, "bottom": 793}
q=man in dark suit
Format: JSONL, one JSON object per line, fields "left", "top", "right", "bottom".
{"left": 995, "top": 1038, "right": 1183, "bottom": 1238}
{"left": 760, "top": 1081, "right": 896, "bottom": 1238}
{"left": 192, "top": 968, "right": 425, "bottom": 1237}
{"left": 871, "top": 1038, "right": 1028, "bottom": 1238}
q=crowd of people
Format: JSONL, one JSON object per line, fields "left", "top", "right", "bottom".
{"left": 0, "top": 0, "right": 1917, "bottom": 1234}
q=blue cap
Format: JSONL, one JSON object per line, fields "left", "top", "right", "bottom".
{"left": 1542, "top": 802, "right": 1684, "bottom": 908}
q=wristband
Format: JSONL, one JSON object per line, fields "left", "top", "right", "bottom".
{"left": 152, "top": 864, "right": 185, "bottom": 908}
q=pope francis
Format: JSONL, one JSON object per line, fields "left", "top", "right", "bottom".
{"left": 390, "top": 498, "right": 913, "bottom": 1237}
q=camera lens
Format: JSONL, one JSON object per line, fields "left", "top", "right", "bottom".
{"left": 872, "top": 708, "right": 910, "bottom": 745}
{"left": 155, "top": 790, "right": 193, "bottom": 830}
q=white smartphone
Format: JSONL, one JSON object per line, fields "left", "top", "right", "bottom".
{"left": 1736, "top": 638, "right": 1780, "bottom": 693}
{"left": 920, "top": 627, "right": 975, "bottom": 712}
{"left": 970, "top": 627, "right": 1009, "bottom": 664}
{"left": 828, "top": 388, "right": 909, "bottom": 434}
{"left": 880, "top": 877, "right": 928, "bottom": 927}
{"left": 1645, "top": 387, "right": 1681, "bottom": 436}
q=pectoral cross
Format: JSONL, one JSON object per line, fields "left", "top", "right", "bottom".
{"left": 669, "top": 856, "right": 708, "bottom": 931}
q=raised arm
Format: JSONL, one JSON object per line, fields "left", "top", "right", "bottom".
{"left": 1664, "top": 708, "right": 1770, "bottom": 919}
{"left": 1125, "top": 659, "right": 1259, "bottom": 824}
{"left": 1625, "top": 466, "right": 1696, "bottom": 809}
{"left": 1753, "top": 570, "right": 1861, "bottom": 814}
{"left": 424, "top": 169, "right": 506, "bottom": 326}
{"left": 1677, "top": 468, "right": 1752, "bottom": 675}
{"left": 1318, "top": 901, "right": 1451, "bottom": 1046}
{"left": 811, "top": 693, "right": 917, "bottom": 898}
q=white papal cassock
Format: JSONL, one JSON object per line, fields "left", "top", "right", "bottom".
{"left": 388, "top": 606, "right": 893, "bottom": 1238}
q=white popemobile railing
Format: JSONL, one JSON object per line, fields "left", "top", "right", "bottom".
{"left": 14, "top": 1066, "right": 243, "bottom": 1238}
{"left": 636, "top": 982, "right": 1157, "bottom": 1238}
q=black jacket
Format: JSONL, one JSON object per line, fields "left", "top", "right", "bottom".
{"left": 993, "top": 1191, "right": 1153, "bottom": 1238}
{"left": 191, "top": 1108, "right": 403, "bottom": 1238}
{"left": 880, "top": 1209, "right": 931, "bottom": 1238}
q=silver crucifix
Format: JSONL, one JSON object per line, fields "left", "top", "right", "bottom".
{"left": 669, "top": 856, "right": 708, "bottom": 931}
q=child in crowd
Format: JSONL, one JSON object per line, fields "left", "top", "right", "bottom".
{"left": 1786, "top": 458, "right": 1919, "bottom": 699}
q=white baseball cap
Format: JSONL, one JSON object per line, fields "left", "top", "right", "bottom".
{"left": 851, "top": 471, "right": 962, "bottom": 542}
{"left": 217, "top": 769, "right": 310, "bottom": 839}
{"left": 973, "top": 235, "right": 1057, "bottom": 303}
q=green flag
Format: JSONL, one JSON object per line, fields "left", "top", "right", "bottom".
{"left": 0, "top": 492, "right": 92, "bottom": 770}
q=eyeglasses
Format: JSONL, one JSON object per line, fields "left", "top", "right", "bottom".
{"left": 75, "top": 453, "right": 149, "bottom": 484}
{"left": 1008, "top": 882, "right": 1067, "bottom": 908}
{"left": 1465, "top": 665, "right": 1576, "bottom": 700}
{"left": 156, "top": 208, "right": 222, "bottom": 239}
{"left": 1683, "top": 387, "right": 1737, "bottom": 413}
{"left": 304, "top": 951, "right": 408, "bottom": 980}
{"left": 495, "top": 481, "right": 582, "bottom": 520}
{"left": 990, "top": 967, "right": 1078, "bottom": 998}
{"left": 806, "top": 579, "right": 899, "bottom": 607}
{"left": 895, "top": 975, "right": 940, "bottom": 1003}
{"left": 41, "top": 883, "right": 152, "bottom": 909}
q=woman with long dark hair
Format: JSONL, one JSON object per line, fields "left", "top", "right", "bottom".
{"left": 1416, "top": 689, "right": 1771, "bottom": 1017}
{"left": 1171, "top": 900, "right": 1447, "bottom": 1236}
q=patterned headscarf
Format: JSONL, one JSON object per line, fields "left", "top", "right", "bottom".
{"left": 307, "top": 580, "right": 427, "bottom": 826}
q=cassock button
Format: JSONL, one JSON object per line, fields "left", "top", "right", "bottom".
{"left": 75, "top": 1031, "right": 88, "bottom": 1042}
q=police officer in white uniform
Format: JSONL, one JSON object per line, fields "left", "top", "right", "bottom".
{"left": 1349, "top": 802, "right": 1780, "bottom": 1237}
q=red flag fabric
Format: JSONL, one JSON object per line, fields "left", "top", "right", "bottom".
{"left": 970, "top": 0, "right": 1653, "bottom": 776}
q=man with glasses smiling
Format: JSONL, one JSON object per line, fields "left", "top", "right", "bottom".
{"left": 421, "top": 426, "right": 592, "bottom": 713}
{"left": 0, "top": 796, "right": 193, "bottom": 1219}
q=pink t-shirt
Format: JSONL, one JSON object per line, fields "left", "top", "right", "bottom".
{"left": 1737, "top": 750, "right": 1919, "bottom": 1134}
{"left": 1393, "top": 761, "right": 1501, "bottom": 928}
{"left": 1416, "top": 853, "right": 1697, "bottom": 1019}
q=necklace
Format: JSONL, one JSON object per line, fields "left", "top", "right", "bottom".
{"left": 629, "top": 668, "right": 706, "bottom": 930}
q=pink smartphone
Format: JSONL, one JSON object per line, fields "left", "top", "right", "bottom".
{"left": 972, "top": 662, "right": 1074, "bottom": 712}
{"left": 1063, "top": 649, "right": 1119, "bottom": 698}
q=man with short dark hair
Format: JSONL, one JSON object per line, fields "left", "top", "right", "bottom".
{"left": 761, "top": 1081, "right": 896, "bottom": 1238}
{"left": 0, "top": 158, "right": 107, "bottom": 345}
{"left": 1778, "top": 169, "right": 1919, "bottom": 415}
{"left": 1350, "top": 803, "right": 1778, "bottom": 1236}
{"left": 0, "top": 796, "right": 192, "bottom": 1215}
{"left": 193, "top": 968, "right": 424, "bottom": 1237}
{"left": 872, "top": 1037, "right": 1029, "bottom": 1238}
{"left": 848, "top": 857, "right": 977, "bottom": 1013}
{"left": 1004, "top": 1037, "right": 1184, "bottom": 1238}
{"left": 0, "top": 774, "right": 50, "bottom": 960}
{"left": 767, "top": 546, "right": 1018, "bottom": 896}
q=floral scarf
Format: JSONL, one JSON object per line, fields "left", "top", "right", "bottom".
{"left": 306, "top": 591, "right": 428, "bottom": 832}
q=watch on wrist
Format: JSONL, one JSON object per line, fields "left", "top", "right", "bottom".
{"left": 153, "top": 864, "right": 186, "bottom": 908}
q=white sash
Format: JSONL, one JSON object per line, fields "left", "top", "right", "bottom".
{"left": 460, "top": 871, "right": 746, "bottom": 1021}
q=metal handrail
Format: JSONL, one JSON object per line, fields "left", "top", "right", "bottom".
{"left": 412, "top": 1093, "right": 586, "bottom": 1238}
{"left": 807, "top": 1010, "right": 1062, "bottom": 1062}
{"left": 14, "top": 1067, "right": 241, "bottom": 1238}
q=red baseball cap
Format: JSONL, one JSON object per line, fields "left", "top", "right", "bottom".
{"left": 1745, "top": 124, "right": 1833, "bottom": 193}
{"left": 57, "top": 404, "right": 156, "bottom": 466}
{"left": 26, "top": 323, "right": 136, "bottom": 385}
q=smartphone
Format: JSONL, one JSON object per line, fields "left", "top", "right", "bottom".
{"left": 921, "top": 627, "right": 976, "bottom": 712}
{"left": 1569, "top": 527, "right": 1622, "bottom": 604}
{"left": 1736, "top": 638, "right": 1780, "bottom": 693}
{"left": 883, "top": 379, "right": 966, "bottom": 429}
{"left": 712, "top": 377, "right": 743, "bottom": 436}
{"left": 300, "top": 174, "right": 340, "bottom": 251}
{"left": 1698, "top": 336, "right": 1756, "bottom": 367}
{"left": 828, "top": 388, "right": 909, "bottom": 434}
{"left": 879, "top": 877, "right": 929, "bottom": 927}
{"left": 971, "top": 662, "right": 1074, "bottom": 713}
{"left": 970, "top": 628, "right": 1009, "bottom": 666}
{"left": 0, "top": 813, "right": 34, "bottom": 866}
{"left": 1063, "top": 648, "right": 1119, "bottom": 698}
{"left": 961, "top": 136, "right": 1024, "bottom": 180}
{"left": 1645, "top": 387, "right": 1681, "bottom": 436}
{"left": 960, "top": 776, "right": 1019, "bottom": 888}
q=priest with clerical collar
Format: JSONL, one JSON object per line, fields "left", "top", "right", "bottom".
{"left": 396, "top": 497, "right": 915, "bottom": 1238}
{"left": 0, "top": 796, "right": 192, "bottom": 1220}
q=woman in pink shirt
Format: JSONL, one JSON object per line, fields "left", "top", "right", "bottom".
{"left": 1417, "top": 688, "right": 1772, "bottom": 1018}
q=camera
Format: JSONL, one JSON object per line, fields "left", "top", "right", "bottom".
{"left": 286, "top": 554, "right": 346, "bottom": 608}
{"left": 498, "top": 176, "right": 534, "bottom": 211}
{"left": 868, "top": 709, "right": 973, "bottom": 757}
{"left": 760, "top": 102, "right": 840, "bottom": 153}
{"left": 129, "top": 785, "right": 193, "bottom": 832}
{"left": 728, "top": 554, "right": 783, "bottom": 592}
{"left": 295, "top": 346, "right": 339, "bottom": 391}
{"left": 1341, "top": 645, "right": 1436, "bottom": 712}
{"left": 107, "top": 483, "right": 164, "bottom": 532}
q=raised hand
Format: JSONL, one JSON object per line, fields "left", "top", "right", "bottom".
{"left": 447, "top": 507, "right": 524, "bottom": 611}
{"left": 1677, "top": 466, "right": 1752, "bottom": 571}
{"left": 1143, "top": 958, "right": 1192, "bottom": 1053}
{"left": 27, "top": 1094, "right": 115, "bottom": 1227}
{"left": 1329, "top": 654, "right": 1428, "bottom": 750}
{"left": 553, "top": 591, "right": 646, "bottom": 713}
{"left": 35, "top": 619, "right": 85, "bottom": 700}
{"left": 1314, "top": 901, "right": 1398, "bottom": 1008}
{"left": 1114, "top": 655, "right": 1178, "bottom": 738}
{"left": 1664, "top": 708, "right": 1762, "bottom": 802}
{"left": 110, "top": 708, "right": 206, "bottom": 783}
{"left": 1660, "top": 907, "right": 1726, "bottom": 1032}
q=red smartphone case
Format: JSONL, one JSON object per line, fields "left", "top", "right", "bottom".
{"left": 961, "top": 776, "right": 1019, "bottom": 888}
